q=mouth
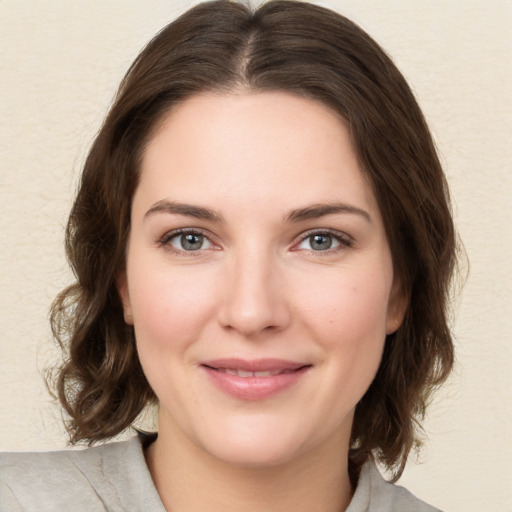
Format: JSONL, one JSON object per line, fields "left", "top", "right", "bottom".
{"left": 208, "top": 368, "right": 300, "bottom": 377}
{"left": 202, "top": 358, "right": 309, "bottom": 374}
{"left": 200, "top": 358, "right": 311, "bottom": 400}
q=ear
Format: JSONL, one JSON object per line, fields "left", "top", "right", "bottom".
{"left": 117, "top": 271, "right": 134, "bottom": 325}
{"left": 385, "top": 278, "right": 408, "bottom": 335}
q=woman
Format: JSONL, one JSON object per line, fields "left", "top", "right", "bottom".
{"left": 0, "top": 1, "right": 456, "bottom": 511}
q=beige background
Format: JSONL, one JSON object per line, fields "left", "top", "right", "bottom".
{"left": 1, "top": 1, "right": 511, "bottom": 510}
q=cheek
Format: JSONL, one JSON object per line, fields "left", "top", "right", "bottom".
{"left": 127, "top": 262, "right": 219, "bottom": 353}
{"left": 304, "top": 269, "right": 391, "bottom": 410}
{"left": 295, "top": 264, "right": 391, "bottom": 401}
{"left": 298, "top": 266, "right": 392, "bottom": 346}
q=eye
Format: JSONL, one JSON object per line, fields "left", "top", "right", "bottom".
{"left": 295, "top": 230, "right": 352, "bottom": 252}
{"left": 162, "top": 230, "right": 213, "bottom": 252}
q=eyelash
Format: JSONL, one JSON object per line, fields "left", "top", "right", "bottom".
{"left": 157, "top": 228, "right": 353, "bottom": 255}
{"left": 292, "top": 229, "right": 353, "bottom": 254}
{"left": 158, "top": 228, "right": 216, "bottom": 255}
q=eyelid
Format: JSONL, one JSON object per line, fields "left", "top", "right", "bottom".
{"left": 158, "top": 227, "right": 220, "bottom": 254}
{"left": 290, "top": 228, "right": 353, "bottom": 252}
{"left": 157, "top": 227, "right": 352, "bottom": 254}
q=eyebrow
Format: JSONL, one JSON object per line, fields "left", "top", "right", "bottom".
{"left": 144, "top": 199, "right": 224, "bottom": 222}
{"left": 285, "top": 202, "right": 372, "bottom": 223}
{"left": 144, "top": 199, "right": 371, "bottom": 224}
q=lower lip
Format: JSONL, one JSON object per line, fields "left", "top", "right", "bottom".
{"left": 202, "top": 366, "right": 310, "bottom": 401}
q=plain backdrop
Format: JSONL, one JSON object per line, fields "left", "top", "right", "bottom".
{"left": 1, "top": 1, "right": 511, "bottom": 511}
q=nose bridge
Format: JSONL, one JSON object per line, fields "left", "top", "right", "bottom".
{"left": 218, "top": 242, "right": 289, "bottom": 336}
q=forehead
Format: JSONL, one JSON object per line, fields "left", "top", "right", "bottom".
{"left": 136, "top": 91, "right": 378, "bottom": 218}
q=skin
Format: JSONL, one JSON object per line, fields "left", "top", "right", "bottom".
{"left": 119, "top": 91, "right": 406, "bottom": 512}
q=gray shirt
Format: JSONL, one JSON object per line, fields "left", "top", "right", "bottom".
{"left": 0, "top": 435, "right": 442, "bottom": 511}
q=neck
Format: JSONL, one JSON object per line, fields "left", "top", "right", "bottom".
{"left": 145, "top": 424, "right": 353, "bottom": 512}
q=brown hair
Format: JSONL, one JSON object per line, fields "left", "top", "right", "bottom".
{"left": 50, "top": 0, "right": 457, "bottom": 479}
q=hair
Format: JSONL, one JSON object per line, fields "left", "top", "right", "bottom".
{"left": 49, "top": 0, "right": 457, "bottom": 480}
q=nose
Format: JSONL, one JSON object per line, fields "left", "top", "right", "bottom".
{"left": 217, "top": 248, "right": 291, "bottom": 337}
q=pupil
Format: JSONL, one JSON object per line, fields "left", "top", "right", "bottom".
{"left": 182, "top": 233, "right": 203, "bottom": 250}
{"left": 311, "top": 234, "right": 332, "bottom": 250}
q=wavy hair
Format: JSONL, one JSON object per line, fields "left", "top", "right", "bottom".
{"left": 50, "top": 0, "right": 457, "bottom": 480}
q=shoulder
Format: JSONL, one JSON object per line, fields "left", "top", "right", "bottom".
{"left": 348, "top": 460, "right": 444, "bottom": 512}
{"left": 0, "top": 434, "right": 164, "bottom": 512}
{"left": 0, "top": 440, "right": 128, "bottom": 511}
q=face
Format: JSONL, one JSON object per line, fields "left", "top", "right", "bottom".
{"left": 119, "top": 91, "right": 405, "bottom": 468}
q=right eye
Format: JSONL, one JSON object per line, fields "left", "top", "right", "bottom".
{"left": 163, "top": 230, "right": 213, "bottom": 252}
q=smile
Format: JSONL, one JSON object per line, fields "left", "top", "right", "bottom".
{"left": 212, "top": 368, "right": 298, "bottom": 377}
{"left": 201, "top": 359, "right": 311, "bottom": 400}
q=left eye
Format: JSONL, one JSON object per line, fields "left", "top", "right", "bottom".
{"left": 168, "top": 232, "right": 212, "bottom": 251}
{"left": 297, "top": 232, "right": 344, "bottom": 251}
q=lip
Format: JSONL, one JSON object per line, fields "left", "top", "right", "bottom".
{"left": 201, "top": 358, "right": 311, "bottom": 401}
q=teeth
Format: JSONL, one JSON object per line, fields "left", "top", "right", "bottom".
{"left": 217, "top": 368, "right": 283, "bottom": 377}
{"left": 254, "top": 371, "right": 271, "bottom": 377}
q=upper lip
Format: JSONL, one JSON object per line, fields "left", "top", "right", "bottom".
{"left": 201, "top": 358, "right": 309, "bottom": 372}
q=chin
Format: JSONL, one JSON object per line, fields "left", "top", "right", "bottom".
{"left": 192, "top": 414, "right": 318, "bottom": 469}
{"left": 205, "top": 438, "right": 302, "bottom": 469}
